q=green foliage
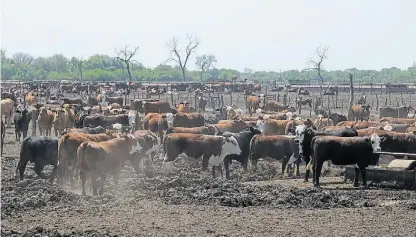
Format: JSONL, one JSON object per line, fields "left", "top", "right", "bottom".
{"left": 1, "top": 50, "right": 415, "bottom": 83}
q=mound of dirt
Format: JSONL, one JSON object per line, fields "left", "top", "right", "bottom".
{"left": 1, "top": 179, "right": 79, "bottom": 219}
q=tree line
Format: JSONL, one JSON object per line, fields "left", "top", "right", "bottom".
{"left": 1, "top": 37, "right": 415, "bottom": 84}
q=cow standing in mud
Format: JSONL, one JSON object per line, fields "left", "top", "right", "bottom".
{"left": 311, "top": 133, "right": 382, "bottom": 187}
{"left": 163, "top": 133, "right": 242, "bottom": 177}
{"left": 16, "top": 136, "right": 59, "bottom": 182}
{"left": 77, "top": 134, "right": 142, "bottom": 195}
{"left": 295, "top": 125, "right": 358, "bottom": 182}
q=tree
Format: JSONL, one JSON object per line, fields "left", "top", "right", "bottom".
{"left": 409, "top": 62, "right": 416, "bottom": 81}
{"left": 308, "top": 46, "right": 328, "bottom": 83}
{"left": 115, "top": 46, "right": 139, "bottom": 82}
{"left": 308, "top": 45, "right": 329, "bottom": 95}
{"left": 12, "top": 52, "right": 34, "bottom": 65}
{"left": 166, "top": 34, "right": 200, "bottom": 81}
{"left": 71, "top": 57, "right": 84, "bottom": 80}
{"left": 195, "top": 54, "right": 216, "bottom": 80}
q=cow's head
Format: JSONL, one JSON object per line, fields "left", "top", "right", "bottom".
{"left": 122, "top": 134, "right": 142, "bottom": 154}
{"left": 221, "top": 136, "right": 241, "bottom": 157}
{"left": 368, "top": 132, "right": 385, "bottom": 152}
{"left": 163, "top": 113, "right": 175, "bottom": 127}
{"left": 361, "top": 104, "right": 371, "bottom": 112}
{"left": 295, "top": 125, "right": 313, "bottom": 157}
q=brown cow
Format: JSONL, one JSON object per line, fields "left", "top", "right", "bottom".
{"left": 313, "top": 116, "right": 334, "bottom": 130}
{"left": 77, "top": 134, "right": 141, "bottom": 195}
{"left": 166, "top": 126, "right": 218, "bottom": 135}
{"left": 246, "top": 96, "right": 261, "bottom": 114}
{"left": 173, "top": 112, "right": 204, "bottom": 128}
{"left": 130, "top": 99, "right": 158, "bottom": 112}
{"left": 57, "top": 132, "right": 117, "bottom": 187}
{"left": 264, "top": 119, "right": 291, "bottom": 135}
{"left": 176, "top": 102, "right": 191, "bottom": 113}
{"left": 264, "top": 101, "right": 287, "bottom": 112}
{"left": 214, "top": 120, "right": 249, "bottom": 133}
{"left": 143, "top": 101, "right": 172, "bottom": 114}
{"left": 25, "top": 92, "right": 38, "bottom": 106}
{"left": 37, "top": 108, "right": 54, "bottom": 136}
{"left": 322, "top": 125, "right": 349, "bottom": 131}
{"left": 1, "top": 98, "right": 14, "bottom": 126}
{"left": 143, "top": 113, "right": 171, "bottom": 143}
{"left": 379, "top": 117, "right": 416, "bottom": 125}
{"left": 53, "top": 109, "right": 69, "bottom": 136}
{"left": 351, "top": 104, "right": 371, "bottom": 121}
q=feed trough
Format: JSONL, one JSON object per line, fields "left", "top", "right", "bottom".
{"left": 344, "top": 158, "right": 416, "bottom": 188}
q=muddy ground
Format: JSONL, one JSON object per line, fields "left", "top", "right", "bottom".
{"left": 2, "top": 119, "right": 416, "bottom": 236}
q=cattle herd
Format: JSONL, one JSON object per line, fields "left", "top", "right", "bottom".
{"left": 1, "top": 81, "right": 416, "bottom": 236}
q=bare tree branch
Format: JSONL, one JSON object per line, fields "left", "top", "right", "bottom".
{"left": 115, "top": 46, "right": 139, "bottom": 82}
{"left": 166, "top": 35, "right": 200, "bottom": 81}
{"left": 308, "top": 45, "right": 329, "bottom": 96}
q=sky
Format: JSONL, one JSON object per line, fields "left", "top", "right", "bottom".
{"left": 1, "top": 0, "right": 415, "bottom": 72}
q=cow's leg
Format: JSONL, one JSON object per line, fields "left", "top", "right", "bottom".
{"left": 295, "top": 158, "right": 301, "bottom": 177}
{"left": 313, "top": 160, "right": 324, "bottom": 187}
{"left": 224, "top": 158, "right": 231, "bottom": 180}
{"left": 281, "top": 156, "right": 289, "bottom": 176}
{"left": 34, "top": 162, "right": 47, "bottom": 179}
{"left": 80, "top": 169, "right": 87, "bottom": 196}
{"left": 100, "top": 172, "right": 107, "bottom": 195}
{"left": 211, "top": 166, "right": 216, "bottom": 178}
{"left": 359, "top": 166, "right": 367, "bottom": 187}
{"left": 18, "top": 160, "right": 28, "bottom": 180}
{"left": 49, "top": 163, "right": 57, "bottom": 183}
{"left": 22, "top": 130, "right": 27, "bottom": 139}
{"left": 90, "top": 170, "right": 98, "bottom": 195}
{"left": 250, "top": 154, "right": 258, "bottom": 172}
{"left": 304, "top": 156, "right": 312, "bottom": 182}
{"left": 353, "top": 166, "right": 360, "bottom": 187}
{"left": 201, "top": 155, "right": 209, "bottom": 172}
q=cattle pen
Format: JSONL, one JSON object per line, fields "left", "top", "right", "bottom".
{"left": 1, "top": 80, "right": 416, "bottom": 237}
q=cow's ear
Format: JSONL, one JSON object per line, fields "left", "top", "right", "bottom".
{"left": 381, "top": 137, "right": 387, "bottom": 142}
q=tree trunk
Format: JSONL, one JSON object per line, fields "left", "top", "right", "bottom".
{"left": 347, "top": 73, "right": 354, "bottom": 121}
{"left": 127, "top": 64, "right": 132, "bottom": 82}
{"left": 182, "top": 68, "right": 186, "bottom": 82}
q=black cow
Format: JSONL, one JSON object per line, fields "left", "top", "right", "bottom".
{"left": 61, "top": 125, "right": 107, "bottom": 135}
{"left": 16, "top": 136, "right": 59, "bottom": 182}
{"left": 377, "top": 132, "right": 416, "bottom": 155}
{"left": 295, "top": 125, "right": 358, "bottom": 182}
{"left": 13, "top": 108, "right": 31, "bottom": 142}
{"left": 311, "top": 134, "right": 382, "bottom": 187}
{"left": 82, "top": 114, "right": 129, "bottom": 129}
{"left": 222, "top": 127, "right": 262, "bottom": 179}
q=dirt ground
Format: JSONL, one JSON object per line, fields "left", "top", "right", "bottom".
{"left": 2, "top": 90, "right": 416, "bottom": 236}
